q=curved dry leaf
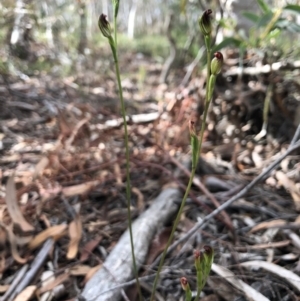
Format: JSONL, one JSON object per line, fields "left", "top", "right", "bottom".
{"left": 62, "top": 181, "right": 99, "bottom": 197}
{"left": 67, "top": 215, "right": 82, "bottom": 259}
{"left": 29, "top": 224, "right": 67, "bottom": 250}
{"left": 211, "top": 263, "right": 270, "bottom": 301}
{"left": 132, "top": 187, "right": 144, "bottom": 211}
{"left": 5, "top": 176, "right": 34, "bottom": 233}
{"left": 249, "top": 219, "right": 286, "bottom": 234}
{"left": 70, "top": 264, "right": 92, "bottom": 276}
{"left": 80, "top": 236, "right": 103, "bottom": 262}
{"left": 33, "top": 157, "right": 49, "bottom": 179}
{"left": 6, "top": 225, "right": 27, "bottom": 264}
{"left": 241, "top": 261, "right": 300, "bottom": 293}
{"left": 276, "top": 171, "right": 300, "bottom": 211}
{"left": 14, "top": 285, "right": 36, "bottom": 301}
{"left": 38, "top": 272, "right": 69, "bottom": 295}
{"left": 84, "top": 264, "right": 102, "bottom": 284}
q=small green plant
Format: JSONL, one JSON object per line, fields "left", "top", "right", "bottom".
{"left": 99, "top": 3, "right": 220, "bottom": 300}
{"left": 98, "top": 3, "right": 142, "bottom": 301}
{"left": 150, "top": 9, "right": 222, "bottom": 301}
{"left": 180, "top": 246, "right": 214, "bottom": 301}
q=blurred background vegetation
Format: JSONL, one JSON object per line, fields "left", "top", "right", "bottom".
{"left": 0, "top": 0, "right": 300, "bottom": 82}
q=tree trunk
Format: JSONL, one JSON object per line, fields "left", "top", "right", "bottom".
{"left": 78, "top": 0, "right": 88, "bottom": 54}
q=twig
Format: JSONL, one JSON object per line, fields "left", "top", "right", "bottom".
{"left": 151, "top": 140, "right": 300, "bottom": 268}
{"left": 0, "top": 264, "right": 28, "bottom": 301}
{"left": 9, "top": 239, "right": 54, "bottom": 301}
{"left": 289, "top": 123, "right": 300, "bottom": 148}
{"left": 224, "top": 60, "right": 300, "bottom": 76}
{"left": 82, "top": 270, "right": 171, "bottom": 300}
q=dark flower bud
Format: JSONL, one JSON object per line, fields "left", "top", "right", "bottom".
{"left": 180, "top": 277, "right": 190, "bottom": 291}
{"left": 189, "top": 120, "right": 197, "bottom": 138}
{"left": 210, "top": 52, "right": 223, "bottom": 75}
{"left": 203, "top": 245, "right": 214, "bottom": 271}
{"left": 203, "top": 245, "right": 214, "bottom": 257}
{"left": 98, "top": 14, "right": 112, "bottom": 38}
{"left": 199, "top": 9, "right": 213, "bottom": 36}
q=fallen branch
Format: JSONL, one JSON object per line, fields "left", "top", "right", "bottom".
{"left": 81, "top": 187, "right": 180, "bottom": 301}
{"left": 152, "top": 139, "right": 300, "bottom": 267}
{"left": 7, "top": 239, "right": 54, "bottom": 301}
{"left": 224, "top": 60, "right": 300, "bottom": 77}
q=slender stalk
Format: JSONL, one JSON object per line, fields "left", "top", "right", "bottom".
{"left": 99, "top": 10, "right": 142, "bottom": 300}
{"left": 151, "top": 11, "right": 222, "bottom": 299}
{"left": 194, "top": 45, "right": 211, "bottom": 300}
{"left": 114, "top": 15, "right": 117, "bottom": 49}
{"left": 150, "top": 165, "right": 196, "bottom": 300}
{"left": 110, "top": 47, "right": 143, "bottom": 301}
{"left": 150, "top": 33, "right": 214, "bottom": 301}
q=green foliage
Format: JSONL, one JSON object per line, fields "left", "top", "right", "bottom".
{"left": 256, "top": 0, "right": 271, "bottom": 13}
{"left": 215, "top": 2, "right": 300, "bottom": 55}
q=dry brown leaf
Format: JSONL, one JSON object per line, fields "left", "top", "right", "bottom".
{"left": 80, "top": 236, "right": 103, "bottom": 262}
{"left": 37, "top": 272, "right": 69, "bottom": 295}
{"left": 70, "top": 264, "right": 92, "bottom": 276}
{"left": 114, "top": 163, "right": 122, "bottom": 185}
{"left": 145, "top": 227, "right": 172, "bottom": 266}
{"left": 29, "top": 224, "right": 67, "bottom": 250}
{"left": 14, "top": 285, "right": 36, "bottom": 301}
{"left": 132, "top": 187, "right": 144, "bottom": 211}
{"left": 83, "top": 264, "right": 102, "bottom": 284}
{"left": 6, "top": 225, "right": 27, "bottom": 264}
{"left": 249, "top": 219, "right": 287, "bottom": 234}
{"left": 276, "top": 171, "right": 300, "bottom": 210}
{"left": 33, "top": 157, "right": 49, "bottom": 179}
{"left": 0, "top": 285, "right": 10, "bottom": 293}
{"left": 5, "top": 176, "right": 34, "bottom": 233}
{"left": 65, "top": 117, "right": 90, "bottom": 148}
{"left": 67, "top": 214, "right": 82, "bottom": 259}
{"left": 62, "top": 181, "right": 99, "bottom": 197}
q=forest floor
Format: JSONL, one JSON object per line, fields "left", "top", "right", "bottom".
{"left": 0, "top": 50, "right": 300, "bottom": 301}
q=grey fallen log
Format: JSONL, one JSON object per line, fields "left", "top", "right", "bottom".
{"left": 81, "top": 186, "right": 180, "bottom": 301}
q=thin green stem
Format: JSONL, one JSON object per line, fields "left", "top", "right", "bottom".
{"left": 195, "top": 37, "right": 212, "bottom": 301}
{"left": 150, "top": 166, "right": 196, "bottom": 301}
{"left": 109, "top": 37, "right": 142, "bottom": 301}
{"left": 114, "top": 17, "right": 117, "bottom": 49}
{"left": 151, "top": 33, "right": 214, "bottom": 301}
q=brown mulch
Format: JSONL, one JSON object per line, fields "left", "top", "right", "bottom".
{"left": 0, "top": 50, "right": 300, "bottom": 301}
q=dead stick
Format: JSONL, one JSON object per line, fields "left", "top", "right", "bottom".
{"left": 151, "top": 140, "right": 300, "bottom": 267}
{"left": 9, "top": 239, "right": 54, "bottom": 301}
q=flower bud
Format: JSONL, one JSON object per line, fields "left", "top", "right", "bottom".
{"left": 203, "top": 245, "right": 214, "bottom": 265}
{"left": 210, "top": 52, "right": 223, "bottom": 75}
{"left": 180, "top": 277, "right": 190, "bottom": 291}
{"left": 199, "top": 9, "right": 213, "bottom": 36}
{"left": 189, "top": 120, "right": 197, "bottom": 138}
{"left": 98, "top": 14, "right": 112, "bottom": 38}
